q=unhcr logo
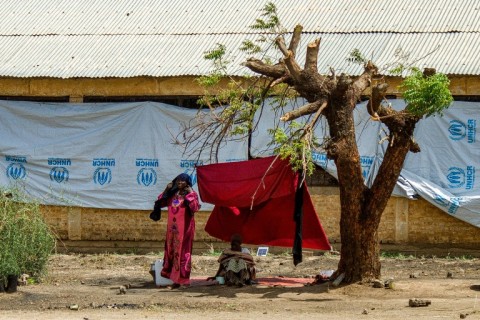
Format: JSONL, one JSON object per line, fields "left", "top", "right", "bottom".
{"left": 467, "top": 119, "right": 476, "bottom": 143}
{"left": 48, "top": 158, "right": 71, "bottom": 184}
{"left": 50, "top": 167, "right": 69, "bottom": 183}
{"left": 92, "top": 158, "right": 115, "bottom": 185}
{"left": 360, "top": 156, "right": 374, "bottom": 179}
{"left": 180, "top": 159, "right": 203, "bottom": 186}
{"left": 135, "top": 158, "right": 159, "bottom": 187}
{"left": 93, "top": 168, "right": 112, "bottom": 185}
{"left": 448, "top": 119, "right": 476, "bottom": 143}
{"left": 137, "top": 168, "right": 157, "bottom": 186}
{"left": 433, "top": 194, "right": 463, "bottom": 214}
{"left": 466, "top": 166, "right": 475, "bottom": 190}
{"left": 446, "top": 166, "right": 475, "bottom": 189}
{"left": 5, "top": 155, "right": 27, "bottom": 180}
{"left": 447, "top": 167, "right": 465, "bottom": 188}
{"left": 312, "top": 152, "right": 328, "bottom": 168}
{"left": 448, "top": 120, "right": 466, "bottom": 141}
{"left": 433, "top": 194, "right": 449, "bottom": 207}
{"left": 448, "top": 197, "right": 463, "bottom": 214}
{"left": 6, "top": 163, "right": 26, "bottom": 180}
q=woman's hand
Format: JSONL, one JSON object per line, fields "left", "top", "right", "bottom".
{"left": 165, "top": 182, "right": 173, "bottom": 190}
{"left": 184, "top": 186, "right": 193, "bottom": 194}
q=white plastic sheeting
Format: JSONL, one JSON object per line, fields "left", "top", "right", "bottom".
{"left": 0, "top": 101, "right": 248, "bottom": 210}
{"left": 316, "top": 100, "right": 479, "bottom": 228}
{"left": 0, "top": 99, "right": 478, "bottom": 228}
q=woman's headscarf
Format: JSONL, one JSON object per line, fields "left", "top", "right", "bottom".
{"left": 161, "top": 173, "right": 193, "bottom": 200}
{"left": 175, "top": 173, "right": 193, "bottom": 187}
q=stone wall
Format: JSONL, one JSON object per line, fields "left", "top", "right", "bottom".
{"left": 41, "top": 186, "right": 480, "bottom": 254}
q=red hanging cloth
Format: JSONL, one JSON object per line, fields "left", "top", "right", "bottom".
{"left": 197, "top": 156, "right": 331, "bottom": 250}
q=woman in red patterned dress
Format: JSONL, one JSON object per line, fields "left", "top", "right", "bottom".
{"left": 157, "top": 173, "right": 200, "bottom": 288}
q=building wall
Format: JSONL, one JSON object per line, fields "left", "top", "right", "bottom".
{"left": 0, "top": 75, "right": 479, "bottom": 99}
{"left": 41, "top": 187, "right": 480, "bottom": 253}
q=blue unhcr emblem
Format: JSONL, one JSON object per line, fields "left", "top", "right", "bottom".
{"left": 6, "top": 163, "right": 26, "bottom": 180}
{"left": 360, "top": 156, "right": 374, "bottom": 180}
{"left": 137, "top": 168, "right": 157, "bottom": 186}
{"left": 447, "top": 167, "right": 465, "bottom": 188}
{"left": 93, "top": 167, "right": 112, "bottom": 185}
{"left": 50, "top": 167, "right": 69, "bottom": 183}
{"left": 312, "top": 152, "right": 328, "bottom": 168}
{"left": 448, "top": 120, "right": 466, "bottom": 141}
{"left": 467, "top": 119, "right": 476, "bottom": 143}
{"left": 433, "top": 194, "right": 463, "bottom": 214}
{"left": 433, "top": 194, "right": 449, "bottom": 207}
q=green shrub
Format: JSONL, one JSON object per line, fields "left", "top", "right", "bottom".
{"left": 0, "top": 188, "right": 56, "bottom": 284}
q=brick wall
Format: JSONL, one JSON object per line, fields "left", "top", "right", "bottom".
{"left": 41, "top": 187, "right": 480, "bottom": 252}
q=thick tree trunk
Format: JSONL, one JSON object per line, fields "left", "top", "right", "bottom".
{"left": 337, "top": 214, "right": 381, "bottom": 282}
{"left": 334, "top": 113, "right": 418, "bottom": 283}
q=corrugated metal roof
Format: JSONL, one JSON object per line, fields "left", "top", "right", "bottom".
{"left": 0, "top": 33, "right": 478, "bottom": 78}
{"left": 0, "top": 0, "right": 478, "bottom": 78}
{"left": 0, "top": 0, "right": 478, "bottom": 35}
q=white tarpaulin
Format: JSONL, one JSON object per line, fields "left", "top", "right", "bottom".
{"left": 305, "top": 100, "right": 479, "bottom": 228}
{"left": 0, "top": 101, "right": 247, "bottom": 210}
{"left": 0, "top": 99, "right": 478, "bottom": 228}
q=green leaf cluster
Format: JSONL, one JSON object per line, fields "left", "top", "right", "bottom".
{"left": 240, "top": 40, "right": 262, "bottom": 55}
{"left": 203, "top": 43, "right": 226, "bottom": 61}
{"left": 270, "top": 123, "right": 315, "bottom": 175}
{"left": 250, "top": 2, "right": 281, "bottom": 31}
{"left": 0, "top": 188, "right": 56, "bottom": 284}
{"left": 347, "top": 49, "right": 367, "bottom": 65}
{"left": 401, "top": 69, "right": 453, "bottom": 117}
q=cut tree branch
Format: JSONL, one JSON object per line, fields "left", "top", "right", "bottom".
{"left": 283, "top": 51, "right": 303, "bottom": 82}
{"left": 276, "top": 36, "right": 289, "bottom": 57}
{"left": 243, "top": 58, "right": 287, "bottom": 79}
{"left": 352, "top": 61, "right": 378, "bottom": 100}
{"left": 288, "top": 24, "right": 303, "bottom": 56}
{"left": 269, "top": 75, "right": 290, "bottom": 87}
{"left": 304, "top": 39, "right": 321, "bottom": 72}
{"left": 281, "top": 99, "right": 326, "bottom": 122}
{"left": 367, "top": 83, "right": 388, "bottom": 120}
{"left": 301, "top": 101, "right": 328, "bottom": 138}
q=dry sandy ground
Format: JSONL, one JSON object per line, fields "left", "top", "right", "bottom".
{"left": 0, "top": 253, "right": 479, "bottom": 319}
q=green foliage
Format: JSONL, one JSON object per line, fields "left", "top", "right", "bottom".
{"left": 196, "top": 43, "right": 230, "bottom": 90}
{"left": 196, "top": 72, "right": 222, "bottom": 88}
{"left": 347, "top": 49, "right": 367, "bottom": 65}
{"left": 250, "top": 2, "right": 282, "bottom": 32}
{"left": 269, "top": 122, "right": 316, "bottom": 175}
{"left": 240, "top": 40, "right": 262, "bottom": 55}
{"left": 401, "top": 68, "right": 453, "bottom": 117}
{"left": 203, "top": 43, "right": 227, "bottom": 61}
{"left": 0, "top": 188, "right": 56, "bottom": 283}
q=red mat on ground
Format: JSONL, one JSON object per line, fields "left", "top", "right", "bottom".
{"left": 190, "top": 276, "right": 311, "bottom": 287}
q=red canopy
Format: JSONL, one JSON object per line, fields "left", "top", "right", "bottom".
{"left": 197, "top": 156, "right": 331, "bottom": 250}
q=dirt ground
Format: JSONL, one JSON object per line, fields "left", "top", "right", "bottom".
{"left": 0, "top": 252, "right": 479, "bottom": 320}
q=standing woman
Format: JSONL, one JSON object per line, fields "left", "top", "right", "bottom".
{"left": 157, "top": 173, "right": 200, "bottom": 288}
